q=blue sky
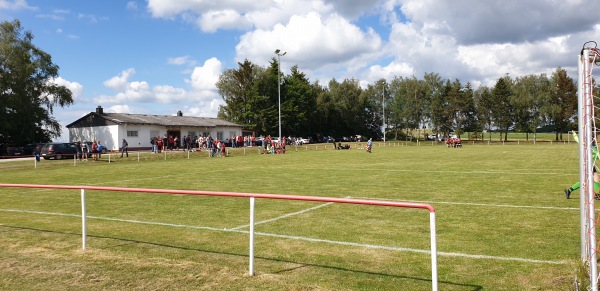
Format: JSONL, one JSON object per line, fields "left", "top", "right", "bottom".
{"left": 1, "top": 0, "right": 600, "bottom": 141}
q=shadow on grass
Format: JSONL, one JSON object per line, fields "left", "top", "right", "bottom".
{"left": 1, "top": 224, "right": 482, "bottom": 290}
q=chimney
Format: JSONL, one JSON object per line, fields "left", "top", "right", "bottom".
{"left": 96, "top": 106, "right": 104, "bottom": 115}
{"left": 177, "top": 110, "right": 183, "bottom": 117}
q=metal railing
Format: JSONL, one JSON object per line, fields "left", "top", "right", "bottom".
{"left": 0, "top": 183, "right": 438, "bottom": 290}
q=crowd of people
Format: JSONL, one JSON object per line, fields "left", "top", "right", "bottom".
{"left": 74, "top": 140, "right": 103, "bottom": 161}
{"left": 147, "top": 134, "right": 289, "bottom": 156}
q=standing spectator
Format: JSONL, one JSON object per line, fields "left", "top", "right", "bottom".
{"left": 75, "top": 141, "right": 82, "bottom": 160}
{"left": 208, "top": 135, "right": 213, "bottom": 150}
{"left": 156, "top": 136, "right": 163, "bottom": 153}
{"left": 91, "top": 140, "right": 98, "bottom": 161}
{"left": 367, "top": 138, "right": 373, "bottom": 153}
{"left": 282, "top": 136, "right": 287, "bottom": 154}
{"left": 82, "top": 141, "right": 89, "bottom": 161}
{"left": 150, "top": 137, "right": 156, "bottom": 153}
{"left": 186, "top": 135, "right": 192, "bottom": 151}
{"left": 121, "top": 138, "right": 129, "bottom": 157}
{"left": 168, "top": 135, "right": 174, "bottom": 151}
{"left": 212, "top": 138, "right": 218, "bottom": 157}
{"left": 97, "top": 141, "right": 104, "bottom": 159}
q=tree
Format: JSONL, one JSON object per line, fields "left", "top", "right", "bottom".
{"left": 423, "top": 72, "right": 444, "bottom": 137}
{"left": 491, "top": 76, "right": 514, "bottom": 141}
{"left": 474, "top": 86, "right": 493, "bottom": 141}
{"left": 435, "top": 80, "right": 455, "bottom": 137}
{"left": 547, "top": 68, "right": 577, "bottom": 140}
{"left": 0, "top": 19, "right": 73, "bottom": 145}
{"left": 512, "top": 74, "right": 550, "bottom": 141}
{"left": 282, "top": 65, "right": 317, "bottom": 137}
{"left": 454, "top": 82, "right": 478, "bottom": 137}
{"left": 328, "top": 78, "right": 364, "bottom": 137}
{"left": 216, "top": 59, "right": 260, "bottom": 126}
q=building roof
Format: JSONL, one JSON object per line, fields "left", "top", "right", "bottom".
{"left": 66, "top": 111, "right": 243, "bottom": 129}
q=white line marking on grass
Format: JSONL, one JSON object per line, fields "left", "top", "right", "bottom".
{"left": 322, "top": 168, "right": 576, "bottom": 176}
{"left": 351, "top": 196, "right": 580, "bottom": 211}
{"left": 229, "top": 202, "right": 334, "bottom": 230}
{"left": 0, "top": 208, "right": 567, "bottom": 265}
{"left": 250, "top": 231, "right": 567, "bottom": 265}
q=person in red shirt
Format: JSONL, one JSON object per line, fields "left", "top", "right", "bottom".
{"left": 282, "top": 136, "right": 287, "bottom": 154}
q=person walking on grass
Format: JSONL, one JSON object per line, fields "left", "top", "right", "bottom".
{"left": 121, "top": 138, "right": 128, "bottom": 158}
{"left": 366, "top": 138, "right": 373, "bottom": 153}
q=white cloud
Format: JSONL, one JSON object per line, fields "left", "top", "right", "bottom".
{"left": 400, "top": 0, "right": 600, "bottom": 45}
{"left": 0, "top": 0, "right": 35, "bottom": 10}
{"left": 197, "top": 9, "right": 250, "bottom": 32}
{"left": 51, "top": 77, "right": 84, "bottom": 101}
{"left": 167, "top": 55, "right": 197, "bottom": 66}
{"left": 106, "top": 104, "right": 134, "bottom": 114}
{"left": 236, "top": 12, "right": 382, "bottom": 72}
{"left": 95, "top": 58, "right": 222, "bottom": 105}
{"left": 77, "top": 13, "right": 108, "bottom": 23}
{"left": 103, "top": 68, "right": 136, "bottom": 91}
{"left": 126, "top": 1, "right": 137, "bottom": 10}
{"left": 189, "top": 57, "right": 222, "bottom": 91}
{"left": 366, "top": 62, "right": 414, "bottom": 81}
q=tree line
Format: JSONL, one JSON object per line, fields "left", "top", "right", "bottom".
{"left": 217, "top": 59, "right": 581, "bottom": 141}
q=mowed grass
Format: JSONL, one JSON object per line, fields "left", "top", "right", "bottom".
{"left": 0, "top": 142, "right": 582, "bottom": 290}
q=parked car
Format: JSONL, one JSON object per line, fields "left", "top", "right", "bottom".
{"left": 40, "top": 142, "right": 78, "bottom": 160}
{"left": 23, "top": 143, "right": 46, "bottom": 155}
{"left": 295, "top": 137, "right": 311, "bottom": 145}
{"left": 6, "top": 145, "right": 24, "bottom": 156}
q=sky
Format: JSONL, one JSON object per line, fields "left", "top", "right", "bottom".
{"left": 1, "top": 0, "right": 600, "bottom": 142}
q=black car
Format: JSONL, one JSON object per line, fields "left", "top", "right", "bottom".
{"left": 23, "top": 143, "right": 46, "bottom": 155}
{"left": 40, "top": 142, "right": 78, "bottom": 160}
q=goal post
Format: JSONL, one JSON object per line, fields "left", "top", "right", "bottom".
{"left": 578, "top": 43, "right": 599, "bottom": 290}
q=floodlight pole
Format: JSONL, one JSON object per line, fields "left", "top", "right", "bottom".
{"left": 275, "top": 49, "right": 286, "bottom": 144}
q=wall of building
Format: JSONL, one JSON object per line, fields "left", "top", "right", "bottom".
{"left": 118, "top": 125, "right": 243, "bottom": 149}
{"left": 69, "top": 125, "right": 119, "bottom": 150}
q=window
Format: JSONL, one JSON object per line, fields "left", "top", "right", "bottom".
{"left": 150, "top": 131, "right": 159, "bottom": 139}
{"left": 217, "top": 131, "right": 223, "bottom": 140}
{"left": 127, "top": 131, "right": 138, "bottom": 137}
{"left": 230, "top": 131, "right": 237, "bottom": 138}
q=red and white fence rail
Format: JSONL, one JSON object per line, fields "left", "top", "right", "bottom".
{"left": 0, "top": 183, "right": 438, "bottom": 290}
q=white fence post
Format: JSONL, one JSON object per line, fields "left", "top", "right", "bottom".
{"left": 81, "top": 188, "right": 87, "bottom": 251}
{"left": 249, "top": 197, "right": 255, "bottom": 276}
{"left": 430, "top": 211, "right": 438, "bottom": 291}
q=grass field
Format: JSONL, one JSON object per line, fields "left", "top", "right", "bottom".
{"left": 0, "top": 142, "right": 584, "bottom": 290}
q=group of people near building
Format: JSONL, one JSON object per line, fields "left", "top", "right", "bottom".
{"left": 73, "top": 139, "right": 128, "bottom": 160}
{"left": 74, "top": 140, "right": 102, "bottom": 161}
{"left": 229, "top": 135, "right": 256, "bottom": 148}
{"left": 150, "top": 135, "right": 179, "bottom": 152}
